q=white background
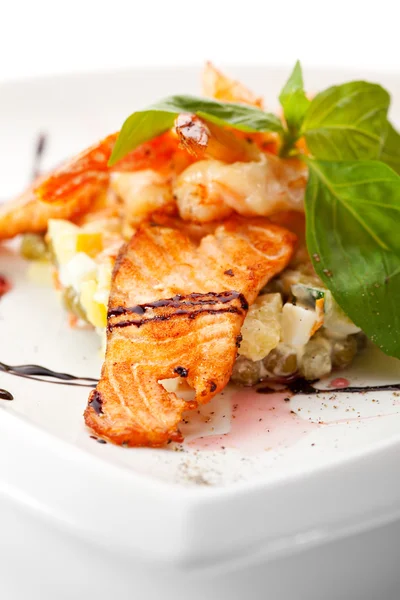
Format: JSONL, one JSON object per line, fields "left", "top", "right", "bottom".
{"left": 0, "top": 0, "right": 399, "bottom": 82}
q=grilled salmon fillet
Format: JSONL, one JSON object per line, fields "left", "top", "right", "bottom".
{"left": 84, "top": 217, "right": 296, "bottom": 446}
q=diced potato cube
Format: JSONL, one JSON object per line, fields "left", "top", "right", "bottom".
{"left": 48, "top": 219, "right": 103, "bottom": 265}
{"left": 47, "top": 219, "right": 80, "bottom": 265}
{"left": 80, "top": 280, "right": 107, "bottom": 328}
{"left": 76, "top": 232, "right": 103, "bottom": 257}
{"left": 300, "top": 335, "right": 332, "bottom": 380}
{"left": 239, "top": 293, "right": 282, "bottom": 361}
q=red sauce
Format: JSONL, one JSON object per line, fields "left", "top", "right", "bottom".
{"left": 330, "top": 377, "right": 350, "bottom": 388}
{"left": 188, "top": 389, "right": 320, "bottom": 454}
{"left": 0, "top": 275, "right": 11, "bottom": 299}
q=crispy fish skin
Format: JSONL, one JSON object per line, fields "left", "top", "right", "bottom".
{"left": 34, "top": 134, "right": 115, "bottom": 205}
{"left": 35, "top": 131, "right": 190, "bottom": 205}
{"left": 84, "top": 217, "right": 296, "bottom": 447}
{"left": 0, "top": 131, "right": 192, "bottom": 241}
{"left": 0, "top": 176, "right": 98, "bottom": 240}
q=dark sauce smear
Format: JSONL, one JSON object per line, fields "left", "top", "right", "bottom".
{"left": 108, "top": 291, "right": 248, "bottom": 318}
{"left": 287, "top": 379, "right": 320, "bottom": 395}
{"left": 32, "top": 133, "right": 48, "bottom": 180}
{"left": 109, "top": 306, "right": 244, "bottom": 331}
{"left": 88, "top": 390, "right": 103, "bottom": 414}
{"left": 108, "top": 291, "right": 249, "bottom": 331}
{"left": 89, "top": 435, "right": 107, "bottom": 445}
{"left": 0, "top": 388, "right": 13, "bottom": 401}
{"left": 257, "top": 377, "right": 400, "bottom": 396}
{"left": 174, "top": 366, "right": 188, "bottom": 377}
{"left": 0, "top": 361, "right": 97, "bottom": 388}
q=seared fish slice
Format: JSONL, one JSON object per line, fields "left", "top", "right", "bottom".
{"left": 0, "top": 174, "right": 98, "bottom": 240}
{"left": 35, "top": 131, "right": 190, "bottom": 205}
{"left": 85, "top": 217, "right": 296, "bottom": 446}
{"left": 0, "top": 132, "right": 191, "bottom": 241}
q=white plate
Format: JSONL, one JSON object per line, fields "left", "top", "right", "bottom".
{"left": 1, "top": 66, "right": 400, "bottom": 580}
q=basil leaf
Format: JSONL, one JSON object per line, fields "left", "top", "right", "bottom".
{"left": 279, "top": 60, "right": 310, "bottom": 133}
{"left": 304, "top": 158, "right": 400, "bottom": 358}
{"left": 109, "top": 95, "right": 284, "bottom": 165}
{"left": 302, "top": 82, "right": 390, "bottom": 160}
{"left": 110, "top": 111, "right": 177, "bottom": 166}
{"left": 380, "top": 121, "right": 400, "bottom": 174}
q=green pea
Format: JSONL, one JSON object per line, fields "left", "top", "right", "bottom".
{"left": 354, "top": 332, "right": 368, "bottom": 352}
{"left": 231, "top": 357, "right": 261, "bottom": 386}
{"left": 332, "top": 336, "right": 358, "bottom": 369}
{"left": 20, "top": 234, "right": 49, "bottom": 261}
{"left": 62, "top": 287, "right": 88, "bottom": 322}
{"left": 300, "top": 337, "right": 332, "bottom": 380}
{"left": 264, "top": 345, "right": 298, "bottom": 376}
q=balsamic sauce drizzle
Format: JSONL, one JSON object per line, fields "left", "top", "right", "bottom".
{"left": 32, "top": 133, "right": 47, "bottom": 181}
{"left": 257, "top": 377, "right": 400, "bottom": 396}
{"left": 108, "top": 291, "right": 249, "bottom": 318}
{"left": 0, "top": 389, "right": 13, "bottom": 401}
{"left": 110, "top": 306, "right": 245, "bottom": 330}
{"left": 108, "top": 291, "right": 249, "bottom": 331}
{"left": 0, "top": 134, "right": 96, "bottom": 402}
{"left": 1, "top": 361, "right": 400, "bottom": 404}
{"left": 0, "top": 361, "right": 97, "bottom": 388}
{"left": 88, "top": 390, "right": 103, "bottom": 414}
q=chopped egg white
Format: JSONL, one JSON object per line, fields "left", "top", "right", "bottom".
{"left": 324, "top": 292, "right": 361, "bottom": 337}
{"left": 59, "top": 253, "right": 97, "bottom": 293}
{"left": 281, "top": 303, "right": 318, "bottom": 347}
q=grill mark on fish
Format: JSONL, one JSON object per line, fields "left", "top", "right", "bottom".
{"left": 108, "top": 305, "right": 245, "bottom": 331}
{"left": 108, "top": 291, "right": 248, "bottom": 318}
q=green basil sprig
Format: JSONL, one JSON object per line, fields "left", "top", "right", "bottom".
{"left": 301, "top": 81, "right": 390, "bottom": 160}
{"left": 304, "top": 158, "right": 400, "bottom": 357}
{"left": 109, "top": 96, "right": 283, "bottom": 166}
{"left": 380, "top": 122, "right": 400, "bottom": 174}
{"left": 279, "top": 60, "right": 310, "bottom": 155}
